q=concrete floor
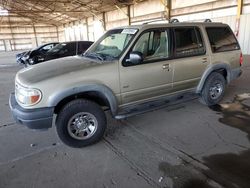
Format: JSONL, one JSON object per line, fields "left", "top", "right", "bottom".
{"left": 0, "top": 51, "right": 250, "bottom": 188}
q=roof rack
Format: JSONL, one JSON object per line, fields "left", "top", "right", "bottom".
{"left": 142, "top": 19, "right": 167, "bottom": 24}
{"left": 170, "top": 18, "right": 179, "bottom": 23}
{"left": 143, "top": 18, "right": 179, "bottom": 25}
{"left": 204, "top": 19, "right": 212, "bottom": 22}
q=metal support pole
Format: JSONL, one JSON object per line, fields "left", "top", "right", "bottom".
{"left": 161, "top": 0, "right": 171, "bottom": 20}
{"left": 237, "top": 0, "right": 243, "bottom": 18}
{"left": 8, "top": 16, "right": 14, "bottom": 51}
{"left": 102, "top": 12, "right": 106, "bottom": 31}
{"left": 85, "top": 18, "right": 89, "bottom": 41}
{"left": 32, "top": 24, "right": 38, "bottom": 47}
{"left": 167, "top": 0, "right": 171, "bottom": 19}
{"left": 235, "top": 0, "right": 243, "bottom": 37}
{"left": 56, "top": 26, "right": 59, "bottom": 42}
{"left": 3, "top": 40, "right": 7, "bottom": 52}
{"left": 128, "top": 5, "right": 131, "bottom": 25}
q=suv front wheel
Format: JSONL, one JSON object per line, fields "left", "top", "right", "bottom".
{"left": 200, "top": 72, "right": 226, "bottom": 106}
{"left": 56, "top": 99, "right": 107, "bottom": 147}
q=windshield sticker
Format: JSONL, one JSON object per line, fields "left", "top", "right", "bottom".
{"left": 121, "top": 28, "right": 137, "bottom": 35}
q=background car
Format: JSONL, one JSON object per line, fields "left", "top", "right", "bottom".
{"left": 36, "top": 41, "right": 94, "bottom": 64}
{"left": 20, "top": 42, "right": 59, "bottom": 65}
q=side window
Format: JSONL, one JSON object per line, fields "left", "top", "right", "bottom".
{"left": 206, "top": 27, "right": 240, "bottom": 53}
{"left": 131, "top": 30, "right": 170, "bottom": 62}
{"left": 61, "top": 43, "right": 76, "bottom": 55}
{"left": 42, "top": 44, "right": 53, "bottom": 51}
{"left": 174, "top": 27, "right": 205, "bottom": 58}
{"left": 78, "top": 42, "right": 92, "bottom": 54}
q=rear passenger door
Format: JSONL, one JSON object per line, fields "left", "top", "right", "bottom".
{"left": 172, "top": 27, "right": 209, "bottom": 92}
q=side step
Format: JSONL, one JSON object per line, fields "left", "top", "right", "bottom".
{"left": 114, "top": 92, "right": 198, "bottom": 120}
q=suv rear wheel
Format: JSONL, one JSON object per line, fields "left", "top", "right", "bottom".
{"left": 56, "top": 99, "right": 107, "bottom": 147}
{"left": 200, "top": 72, "right": 226, "bottom": 106}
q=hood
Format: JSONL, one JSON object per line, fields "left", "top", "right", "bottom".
{"left": 16, "top": 51, "right": 28, "bottom": 57}
{"left": 16, "top": 56, "right": 100, "bottom": 85}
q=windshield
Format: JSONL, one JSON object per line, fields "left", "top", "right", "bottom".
{"left": 48, "top": 43, "right": 67, "bottom": 53}
{"left": 84, "top": 28, "right": 138, "bottom": 60}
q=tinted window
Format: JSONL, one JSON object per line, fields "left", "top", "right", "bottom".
{"left": 77, "top": 42, "right": 93, "bottom": 54}
{"left": 55, "top": 42, "right": 76, "bottom": 56}
{"left": 42, "top": 44, "right": 54, "bottom": 51}
{"left": 174, "top": 27, "right": 205, "bottom": 58}
{"left": 130, "top": 29, "right": 170, "bottom": 63}
{"left": 64, "top": 43, "right": 76, "bottom": 55}
{"left": 206, "top": 27, "right": 240, "bottom": 53}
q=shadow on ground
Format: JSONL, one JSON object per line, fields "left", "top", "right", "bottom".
{"left": 203, "top": 93, "right": 250, "bottom": 188}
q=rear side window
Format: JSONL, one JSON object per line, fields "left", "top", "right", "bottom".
{"left": 65, "top": 43, "right": 76, "bottom": 53}
{"left": 78, "top": 42, "right": 93, "bottom": 54}
{"left": 58, "top": 43, "right": 76, "bottom": 55}
{"left": 174, "top": 27, "right": 205, "bottom": 58}
{"left": 206, "top": 27, "right": 240, "bottom": 53}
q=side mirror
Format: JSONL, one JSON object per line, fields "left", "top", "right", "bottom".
{"left": 127, "top": 51, "right": 143, "bottom": 65}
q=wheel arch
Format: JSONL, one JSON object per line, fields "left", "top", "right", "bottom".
{"left": 196, "top": 63, "right": 231, "bottom": 94}
{"left": 49, "top": 84, "right": 118, "bottom": 117}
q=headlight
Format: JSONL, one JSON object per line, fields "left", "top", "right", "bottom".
{"left": 15, "top": 84, "right": 42, "bottom": 106}
{"left": 29, "top": 58, "right": 34, "bottom": 64}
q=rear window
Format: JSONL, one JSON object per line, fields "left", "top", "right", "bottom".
{"left": 174, "top": 27, "right": 205, "bottom": 58}
{"left": 206, "top": 27, "right": 240, "bottom": 53}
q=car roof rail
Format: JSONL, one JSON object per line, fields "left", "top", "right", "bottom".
{"left": 142, "top": 18, "right": 168, "bottom": 24}
{"left": 204, "top": 19, "right": 212, "bottom": 22}
{"left": 169, "top": 18, "right": 179, "bottom": 23}
{"left": 143, "top": 18, "right": 180, "bottom": 24}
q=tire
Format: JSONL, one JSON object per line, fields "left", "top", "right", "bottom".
{"left": 200, "top": 72, "right": 226, "bottom": 106}
{"left": 56, "top": 99, "right": 107, "bottom": 148}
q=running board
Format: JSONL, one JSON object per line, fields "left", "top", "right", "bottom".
{"left": 115, "top": 92, "right": 198, "bottom": 120}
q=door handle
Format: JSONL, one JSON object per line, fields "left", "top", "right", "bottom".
{"left": 202, "top": 57, "right": 207, "bottom": 63}
{"left": 162, "top": 64, "right": 170, "bottom": 70}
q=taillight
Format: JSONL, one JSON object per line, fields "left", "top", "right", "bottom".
{"left": 240, "top": 53, "right": 243, "bottom": 66}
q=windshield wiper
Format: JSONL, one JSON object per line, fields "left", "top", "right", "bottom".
{"left": 100, "top": 53, "right": 116, "bottom": 60}
{"left": 83, "top": 52, "right": 104, "bottom": 61}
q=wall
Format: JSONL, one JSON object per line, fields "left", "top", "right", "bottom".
{"left": 0, "top": 15, "right": 60, "bottom": 51}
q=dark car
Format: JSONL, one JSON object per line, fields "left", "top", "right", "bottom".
{"left": 40, "top": 41, "right": 93, "bottom": 64}
{"left": 17, "top": 42, "right": 59, "bottom": 65}
{"left": 21, "top": 42, "right": 59, "bottom": 65}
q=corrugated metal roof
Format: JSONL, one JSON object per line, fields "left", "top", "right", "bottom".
{"left": 0, "top": 0, "right": 143, "bottom": 26}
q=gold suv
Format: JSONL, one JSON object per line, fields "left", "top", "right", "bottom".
{"left": 9, "top": 20, "right": 242, "bottom": 147}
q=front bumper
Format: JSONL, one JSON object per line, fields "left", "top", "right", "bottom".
{"left": 9, "top": 93, "right": 54, "bottom": 130}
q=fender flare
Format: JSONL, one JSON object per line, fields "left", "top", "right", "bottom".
{"left": 48, "top": 84, "right": 118, "bottom": 116}
{"left": 196, "top": 63, "right": 231, "bottom": 93}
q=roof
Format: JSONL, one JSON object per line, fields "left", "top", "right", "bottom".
{"left": 0, "top": 0, "right": 144, "bottom": 26}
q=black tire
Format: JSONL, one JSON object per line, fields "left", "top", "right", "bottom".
{"left": 56, "top": 99, "right": 107, "bottom": 148}
{"left": 200, "top": 72, "right": 226, "bottom": 106}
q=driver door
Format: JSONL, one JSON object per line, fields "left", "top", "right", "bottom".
{"left": 119, "top": 29, "right": 174, "bottom": 105}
